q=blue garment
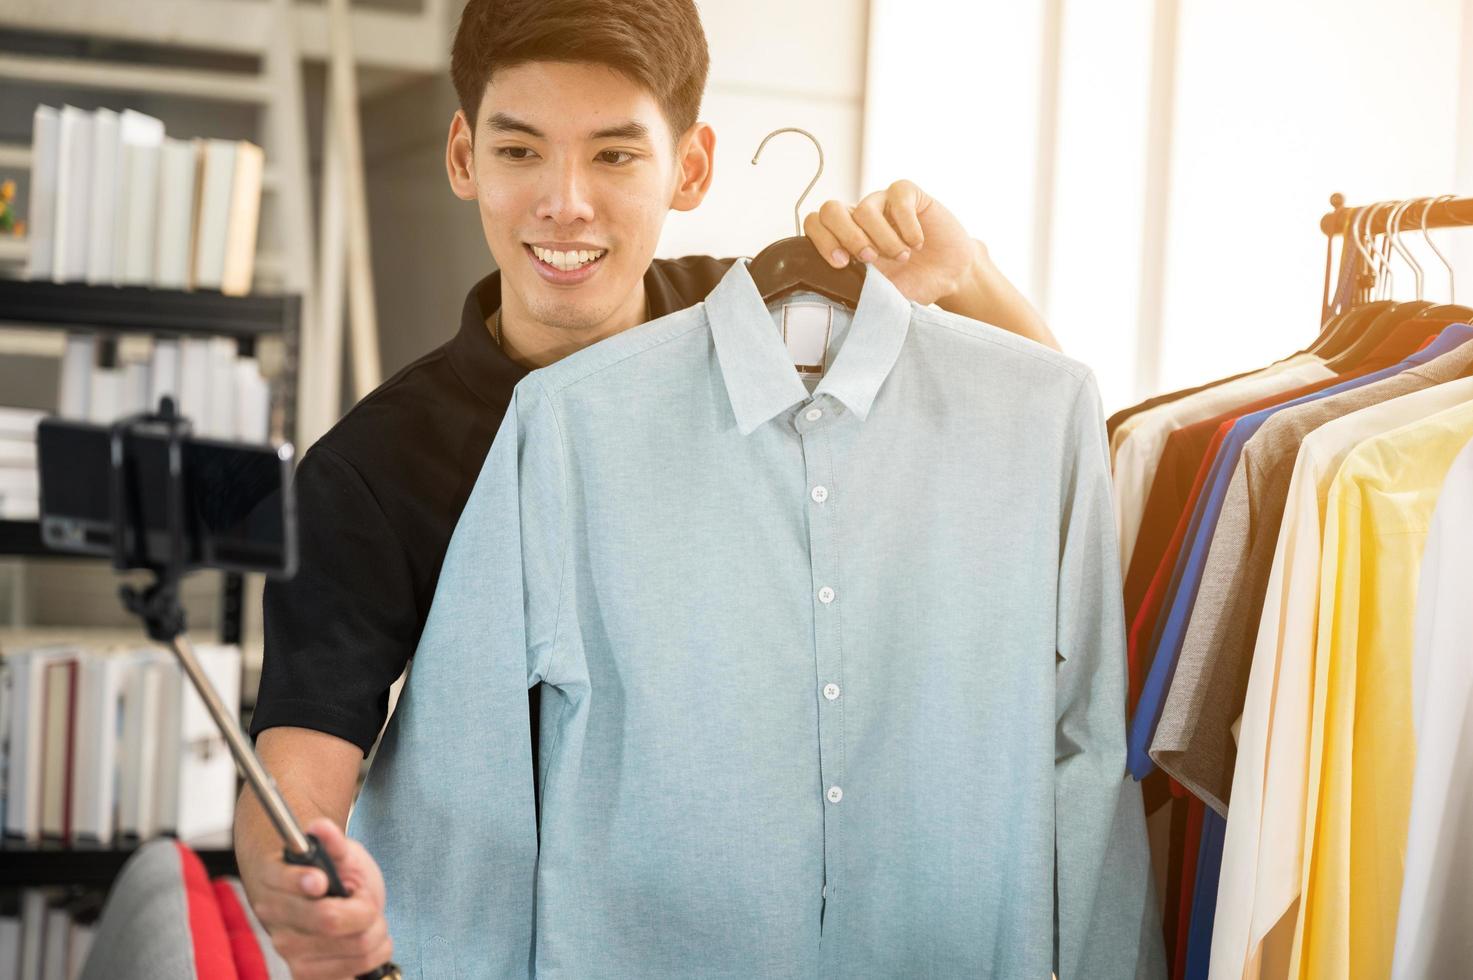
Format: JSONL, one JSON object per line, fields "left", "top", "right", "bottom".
{"left": 1183, "top": 809, "right": 1226, "bottom": 979}
{"left": 1126, "top": 322, "right": 1473, "bottom": 777}
{"left": 350, "top": 259, "right": 1165, "bottom": 979}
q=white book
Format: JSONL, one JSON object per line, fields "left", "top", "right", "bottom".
{"left": 192, "top": 139, "right": 238, "bottom": 291}
{"left": 153, "top": 137, "right": 199, "bottom": 290}
{"left": 0, "top": 408, "right": 44, "bottom": 442}
{"left": 117, "top": 650, "right": 166, "bottom": 839}
{"left": 5, "top": 649, "right": 76, "bottom": 842}
{"left": 174, "top": 644, "right": 241, "bottom": 843}
{"left": 0, "top": 660, "right": 11, "bottom": 827}
{"left": 18, "top": 890, "right": 45, "bottom": 980}
{"left": 71, "top": 654, "right": 128, "bottom": 845}
{"left": 65, "top": 922, "right": 92, "bottom": 980}
{"left": 148, "top": 337, "right": 181, "bottom": 410}
{"left": 84, "top": 108, "right": 119, "bottom": 285}
{"left": 85, "top": 366, "right": 121, "bottom": 425}
{"left": 151, "top": 656, "right": 182, "bottom": 836}
{"left": 51, "top": 106, "right": 94, "bottom": 283}
{"left": 40, "top": 906, "right": 67, "bottom": 980}
{"left": 177, "top": 337, "right": 210, "bottom": 432}
{"left": 221, "top": 141, "right": 264, "bottom": 297}
{"left": 38, "top": 658, "right": 78, "bottom": 841}
{"left": 0, "top": 497, "right": 39, "bottom": 521}
{"left": 234, "top": 356, "right": 271, "bottom": 442}
{"left": 122, "top": 360, "right": 150, "bottom": 415}
{"left": 0, "top": 915, "right": 19, "bottom": 980}
{"left": 111, "top": 110, "right": 165, "bottom": 285}
{"left": 0, "top": 449, "right": 37, "bottom": 471}
{"left": 207, "top": 337, "right": 237, "bottom": 438}
{"left": 117, "top": 142, "right": 162, "bottom": 287}
{"left": 25, "top": 106, "right": 59, "bottom": 281}
{"left": 57, "top": 333, "right": 94, "bottom": 420}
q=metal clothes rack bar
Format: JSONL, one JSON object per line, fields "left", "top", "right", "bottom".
{"left": 1320, "top": 192, "right": 1473, "bottom": 237}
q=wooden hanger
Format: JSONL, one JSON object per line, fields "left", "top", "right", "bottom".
{"left": 746, "top": 127, "right": 865, "bottom": 309}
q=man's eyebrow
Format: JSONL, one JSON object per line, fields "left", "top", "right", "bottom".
{"left": 483, "top": 112, "right": 650, "bottom": 143}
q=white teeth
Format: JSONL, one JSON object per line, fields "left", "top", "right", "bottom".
{"left": 531, "top": 245, "right": 605, "bottom": 271}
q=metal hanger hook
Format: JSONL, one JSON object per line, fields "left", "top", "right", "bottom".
{"left": 1387, "top": 199, "right": 1424, "bottom": 300}
{"left": 751, "top": 127, "right": 825, "bottom": 238}
{"left": 1348, "top": 201, "right": 1383, "bottom": 301}
{"left": 1421, "top": 194, "right": 1458, "bottom": 304}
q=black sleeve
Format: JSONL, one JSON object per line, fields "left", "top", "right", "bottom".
{"left": 250, "top": 445, "right": 419, "bottom": 757}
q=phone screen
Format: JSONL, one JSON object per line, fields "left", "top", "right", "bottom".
{"left": 35, "top": 418, "right": 296, "bottom": 577}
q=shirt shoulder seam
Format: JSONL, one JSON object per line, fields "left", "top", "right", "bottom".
{"left": 908, "top": 305, "right": 1091, "bottom": 382}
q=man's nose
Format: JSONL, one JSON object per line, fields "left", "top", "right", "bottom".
{"left": 535, "top": 161, "right": 596, "bottom": 225}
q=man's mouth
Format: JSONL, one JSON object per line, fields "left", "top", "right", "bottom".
{"left": 526, "top": 244, "right": 608, "bottom": 273}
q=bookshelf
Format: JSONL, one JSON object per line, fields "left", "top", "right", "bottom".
{"left": 0, "top": 837, "right": 237, "bottom": 888}
{"left": 0, "top": 278, "right": 298, "bottom": 890}
{"left": 0, "top": 277, "right": 301, "bottom": 645}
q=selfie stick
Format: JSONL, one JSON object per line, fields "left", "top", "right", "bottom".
{"left": 104, "top": 397, "right": 400, "bottom": 980}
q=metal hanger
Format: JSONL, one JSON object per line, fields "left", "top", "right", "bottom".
{"left": 746, "top": 127, "right": 865, "bottom": 309}
{"left": 1416, "top": 194, "right": 1473, "bottom": 321}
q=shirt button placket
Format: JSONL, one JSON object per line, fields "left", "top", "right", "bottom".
{"left": 798, "top": 399, "right": 845, "bottom": 925}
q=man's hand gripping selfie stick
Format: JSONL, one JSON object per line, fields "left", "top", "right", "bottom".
{"left": 105, "top": 399, "right": 401, "bottom": 980}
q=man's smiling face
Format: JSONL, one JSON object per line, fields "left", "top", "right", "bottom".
{"left": 448, "top": 61, "right": 712, "bottom": 344}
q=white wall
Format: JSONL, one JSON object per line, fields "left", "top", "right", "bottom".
{"left": 657, "top": 0, "right": 869, "bottom": 259}
{"left": 863, "top": 0, "right": 1473, "bottom": 415}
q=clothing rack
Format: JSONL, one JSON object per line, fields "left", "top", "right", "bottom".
{"left": 1318, "top": 192, "right": 1473, "bottom": 323}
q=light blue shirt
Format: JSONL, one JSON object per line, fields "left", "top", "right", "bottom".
{"left": 349, "top": 259, "right": 1165, "bottom": 980}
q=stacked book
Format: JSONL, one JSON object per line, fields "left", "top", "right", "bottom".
{"left": 0, "top": 642, "right": 243, "bottom": 848}
{"left": 53, "top": 332, "right": 272, "bottom": 441}
{"left": 0, "top": 889, "right": 99, "bottom": 980}
{"left": 0, "top": 409, "right": 43, "bottom": 520}
{"left": 26, "top": 104, "right": 264, "bottom": 296}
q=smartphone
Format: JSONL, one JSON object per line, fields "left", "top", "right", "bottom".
{"left": 35, "top": 417, "right": 296, "bottom": 577}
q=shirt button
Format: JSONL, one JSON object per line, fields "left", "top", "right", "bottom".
{"left": 826, "top": 786, "right": 843, "bottom": 804}
{"left": 805, "top": 407, "right": 823, "bottom": 422}
{"left": 823, "top": 683, "right": 841, "bottom": 701}
{"left": 810, "top": 486, "right": 829, "bottom": 503}
{"left": 818, "top": 586, "right": 835, "bottom": 604}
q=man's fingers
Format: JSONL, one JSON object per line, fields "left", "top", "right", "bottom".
{"left": 802, "top": 211, "right": 849, "bottom": 267}
{"left": 818, "top": 199, "right": 878, "bottom": 263}
{"left": 884, "top": 181, "right": 926, "bottom": 249}
{"left": 852, "top": 192, "right": 911, "bottom": 259}
{"left": 258, "top": 889, "right": 381, "bottom": 938}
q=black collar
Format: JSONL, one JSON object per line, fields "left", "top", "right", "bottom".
{"left": 445, "top": 259, "right": 730, "bottom": 407}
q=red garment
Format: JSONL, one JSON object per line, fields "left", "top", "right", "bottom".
{"left": 1128, "top": 423, "right": 1229, "bottom": 711}
{"left": 1173, "top": 799, "right": 1206, "bottom": 980}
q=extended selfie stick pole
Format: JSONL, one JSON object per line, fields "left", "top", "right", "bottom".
{"left": 107, "top": 398, "right": 401, "bottom": 980}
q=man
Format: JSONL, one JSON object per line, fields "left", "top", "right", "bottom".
{"left": 235, "top": 1, "right": 1061, "bottom": 976}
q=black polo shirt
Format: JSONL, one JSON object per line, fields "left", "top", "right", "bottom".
{"left": 250, "top": 255, "right": 736, "bottom": 755}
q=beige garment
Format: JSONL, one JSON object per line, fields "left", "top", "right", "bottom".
{"left": 1207, "top": 376, "right": 1473, "bottom": 980}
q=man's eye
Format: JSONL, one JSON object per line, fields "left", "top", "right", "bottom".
{"left": 598, "top": 150, "right": 634, "bottom": 165}
{"left": 498, "top": 147, "right": 535, "bottom": 161}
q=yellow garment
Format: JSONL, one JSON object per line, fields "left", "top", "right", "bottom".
{"left": 1290, "top": 398, "right": 1473, "bottom": 980}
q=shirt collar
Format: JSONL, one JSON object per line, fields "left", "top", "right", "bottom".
{"left": 705, "top": 258, "right": 912, "bottom": 435}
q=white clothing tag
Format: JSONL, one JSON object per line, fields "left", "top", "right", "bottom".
{"left": 782, "top": 303, "right": 832, "bottom": 379}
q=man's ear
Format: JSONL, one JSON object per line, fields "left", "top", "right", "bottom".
{"left": 670, "top": 122, "right": 716, "bottom": 213}
{"left": 446, "top": 109, "right": 478, "bottom": 201}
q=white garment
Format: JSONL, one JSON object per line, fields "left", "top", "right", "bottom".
{"left": 1392, "top": 434, "right": 1473, "bottom": 979}
{"left": 1208, "top": 376, "right": 1473, "bottom": 980}
{"left": 1111, "top": 355, "right": 1333, "bottom": 576}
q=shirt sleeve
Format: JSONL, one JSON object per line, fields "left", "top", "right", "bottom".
{"left": 347, "top": 379, "right": 565, "bottom": 979}
{"left": 1054, "top": 372, "right": 1169, "bottom": 980}
{"left": 250, "top": 445, "right": 420, "bottom": 756}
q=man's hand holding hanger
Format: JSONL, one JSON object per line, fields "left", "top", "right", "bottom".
{"left": 805, "top": 179, "right": 1061, "bottom": 352}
